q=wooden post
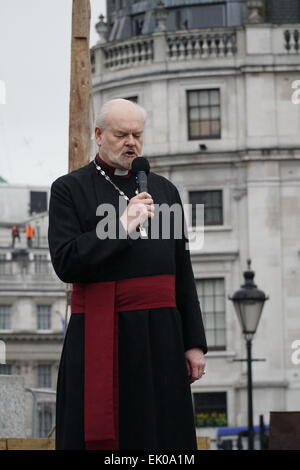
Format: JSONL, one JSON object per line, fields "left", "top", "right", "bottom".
{"left": 66, "top": 3, "right": 92, "bottom": 430}
{"left": 69, "top": 0, "right": 92, "bottom": 172}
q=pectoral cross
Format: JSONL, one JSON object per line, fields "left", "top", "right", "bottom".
{"left": 139, "top": 225, "right": 148, "bottom": 238}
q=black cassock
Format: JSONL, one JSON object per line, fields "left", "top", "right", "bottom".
{"left": 48, "top": 160, "right": 207, "bottom": 450}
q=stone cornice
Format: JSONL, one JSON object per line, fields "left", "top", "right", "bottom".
{"left": 145, "top": 148, "right": 300, "bottom": 173}
{"left": 0, "top": 332, "right": 64, "bottom": 342}
{"left": 191, "top": 250, "right": 239, "bottom": 263}
{"left": 234, "top": 379, "right": 289, "bottom": 389}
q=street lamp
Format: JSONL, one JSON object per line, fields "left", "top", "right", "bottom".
{"left": 229, "top": 259, "right": 269, "bottom": 450}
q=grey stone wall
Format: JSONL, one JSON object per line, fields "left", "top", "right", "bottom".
{"left": 0, "top": 375, "right": 26, "bottom": 438}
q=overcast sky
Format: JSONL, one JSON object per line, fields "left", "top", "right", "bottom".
{"left": 0, "top": 0, "right": 106, "bottom": 186}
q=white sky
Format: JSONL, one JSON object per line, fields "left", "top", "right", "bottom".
{"left": 0, "top": 0, "right": 106, "bottom": 186}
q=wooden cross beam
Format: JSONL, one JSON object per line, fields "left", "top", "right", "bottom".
{"left": 69, "top": 0, "right": 92, "bottom": 172}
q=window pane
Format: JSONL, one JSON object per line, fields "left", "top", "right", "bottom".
{"left": 210, "top": 90, "right": 220, "bottom": 105}
{"left": 205, "top": 329, "right": 215, "bottom": 345}
{"left": 38, "top": 404, "right": 53, "bottom": 438}
{"left": 34, "top": 255, "right": 49, "bottom": 275}
{"left": 0, "top": 364, "right": 12, "bottom": 375}
{"left": 37, "top": 305, "right": 51, "bottom": 330}
{"left": 199, "top": 107, "right": 210, "bottom": 120}
{"left": 215, "top": 295, "right": 225, "bottom": 312}
{"left": 211, "top": 120, "right": 221, "bottom": 136}
{"left": 37, "top": 364, "right": 52, "bottom": 388}
{"left": 204, "top": 313, "right": 215, "bottom": 329}
{"left": 215, "top": 312, "right": 225, "bottom": 328}
{"left": 188, "top": 91, "right": 198, "bottom": 106}
{"left": 216, "top": 329, "right": 226, "bottom": 346}
{"left": 192, "top": 203, "right": 204, "bottom": 228}
{"left": 196, "top": 279, "right": 226, "bottom": 349}
{"left": 187, "top": 89, "right": 221, "bottom": 139}
{"left": 203, "top": 281, "right": 213, "bottom": 296}
{"left": 189, "top": 191, "right": 223, "bottom": 226}
{"left": 211, "top": 106, "right": 220, "bottom": 119}
{"left": 211, "top": 207, "right": 223, "bottom": 225}
{"left": 203, "top": 296, "right": 214, "bottom": 314}
{"left": 189, "top": 107, "right": 200, "bottom": 120}
{"left": 200, "top": 120, "right": 210, "bottom": 136}
{"left": 199, "top": 90, "right": 209, "bottom": 106}
{"left": 211, "top": 190, "right": 222, "bottom": 206}
{"left": 205, "top": 207, "right": 216, "bottom": 225}
{"left": 0, "top": 305, "right": 11, "bottom": 329}
{"left": 190, "top": 121, "right": 200, "bottom": 137}
{"left": 30, "top": 191, "right": 47, "bottom": 215}
{"left": 215, "top": 278, "right": 225, "bottom": 293}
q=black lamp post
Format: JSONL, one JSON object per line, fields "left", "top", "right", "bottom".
{"left": 229, "top": 259, "right": 269, "bottom": 450}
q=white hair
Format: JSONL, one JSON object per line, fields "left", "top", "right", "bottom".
{"left": 95, "top": 98, "right": 147, "bottom": 129}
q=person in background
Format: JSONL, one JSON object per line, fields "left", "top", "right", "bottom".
{"left": 24, "top": 224, "right": 35, "bottom": 248}
{"left": 11, "top": 225, "right": 20, "bottom": 248}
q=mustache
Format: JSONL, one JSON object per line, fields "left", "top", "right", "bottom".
{"left": 123, "top": 149, "right": 137, "bottom": 154}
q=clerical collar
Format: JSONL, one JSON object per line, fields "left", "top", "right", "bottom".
{"left": 95, "top": 154, "right": 132, "bottom": 178}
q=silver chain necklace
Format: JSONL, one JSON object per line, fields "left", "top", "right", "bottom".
{"left": 93, "top": 158, "right": 147, "bottom": 238}
{"left": 93, "top": 158, "right": 138, "bottom": 202}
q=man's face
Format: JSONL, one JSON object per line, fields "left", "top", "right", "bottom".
{"left": 95, "top": 107, "right": 145, "bottom": 170}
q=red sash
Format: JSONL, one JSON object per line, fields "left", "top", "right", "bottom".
{"left": 71, "top": 274, "right": 176, "bottom": 449}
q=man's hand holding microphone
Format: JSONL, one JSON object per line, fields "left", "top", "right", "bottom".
{"left": 120, "top": 157, "right": 154, "bottom": 236}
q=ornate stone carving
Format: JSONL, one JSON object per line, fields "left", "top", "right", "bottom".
{"left": 155, "top": 0, "right": 167, "bottom": 32}
{"left": 95, "top": 14, "right": 108, "bottom": 43}
{"left": 246, "top": 0, "right": 265, "bottom": 24}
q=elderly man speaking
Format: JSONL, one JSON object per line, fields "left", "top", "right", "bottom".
{"left": 48, "top": 98, "right": 207, "bottom": 450}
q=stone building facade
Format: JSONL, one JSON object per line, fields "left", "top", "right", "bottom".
{"left": 0, "top": 183, "right": 65, "bottom": 438}
{"left": 91, "top": 0, "right": 300, "bottom": 447}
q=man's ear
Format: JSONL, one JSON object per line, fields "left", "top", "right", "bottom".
{"left": 95, "top": 127, "right": 102, "bottom": 146}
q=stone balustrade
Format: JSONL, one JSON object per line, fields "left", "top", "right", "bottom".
{"left": 284, "top": 29, "right": 300, "bottom": 53}
{"left": 102, "top": 36, "right": 154, "bottom": 70}
{"left": 166, "top": 30, "right": 237, "bottom": 60}
{"left": 92, "top": 25, "right": 300, "bottom": 75}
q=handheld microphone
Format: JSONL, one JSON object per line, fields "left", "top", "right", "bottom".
{"left": 131, "top": 157, "right": 150, "bottom": 193}
{"left": 131, "top": 157, "right": 151, "bottom": 238}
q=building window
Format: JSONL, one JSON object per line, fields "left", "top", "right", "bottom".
{"left": 187, "top": 89, "right": 221, "bottom": 140}
{"left": 34, "top": 255, "right": 50, "bottom": 275}
{"left": 0, "top": 364, "right": 12, "bottom": 375}
{"left": 37, "top": 364, "right": 52, "bottom": 389}
{"left": 196, "top": 278, "right": 226, "bottom": 350}
{"left": 189, "top": 190, "right": 223, "bottom": 227}
{"left": 38, "top": 403, "right": 54, "bottom": 437}
{"left": 193, "top": 392, "right": 227, "bottom": 427}
{"left": 125, "top": 96, "right": 138, "bottom": 103}
{"left": 0, "top": 255, "right": 12, "bottom": 276}
{"left": 132, "top": 14, "right": 144, "bottom": 36}
{"left": 30, "top": 191, "right": 47, "bottom": 215}
{"left": 0, "top": 305, "right": 11, "bottom": 330}
{"left": 37, "top": 305, "right": 51, "bottom": 330}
